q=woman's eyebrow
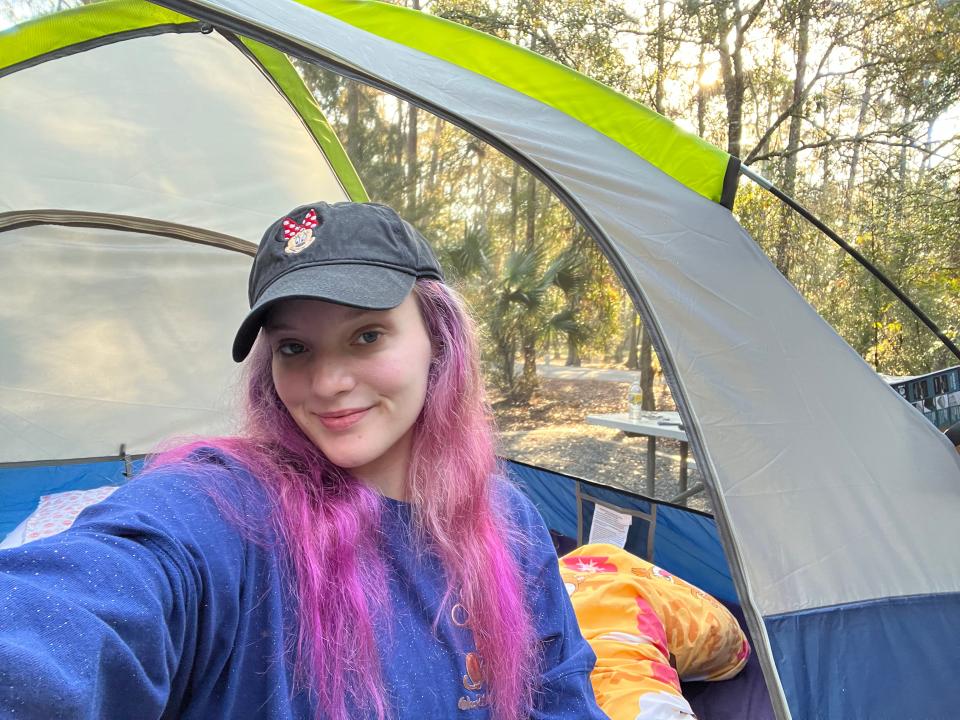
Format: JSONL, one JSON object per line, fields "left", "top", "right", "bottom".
{"left": 345, "top": 308, "right": 383, "bottom": 319}
{"left": 262, "top": 321, "right": 296, "bottom": 333}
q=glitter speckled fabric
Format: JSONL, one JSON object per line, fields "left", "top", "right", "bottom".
{"left": 0, "top": 452, "right": 606, "bottom": 719}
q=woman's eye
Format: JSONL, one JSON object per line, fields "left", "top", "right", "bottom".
{"left": 356, "top": 330, "right": 382, "bottom": 345}
{"left": 277, "top": 341, "right": 306, "bottom": 356}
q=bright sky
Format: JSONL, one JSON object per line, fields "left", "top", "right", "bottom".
{"left": 0, "top": 0, "right": 26, "bottom": 31}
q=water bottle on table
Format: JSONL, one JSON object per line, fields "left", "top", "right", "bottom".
{"left": 627, "top": 380, "right": 643, "bottom": 420}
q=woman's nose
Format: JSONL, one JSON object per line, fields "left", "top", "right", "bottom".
{"left": 308, "top": 356, "right": 356, "bottom": 397}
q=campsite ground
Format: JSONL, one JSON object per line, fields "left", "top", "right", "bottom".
{"left": 489, "top": 369, "right": 710, "bottom": 513}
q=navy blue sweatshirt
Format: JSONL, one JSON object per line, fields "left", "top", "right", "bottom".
{"left": 0, "top": 454, "right": 607, "bottom": 719}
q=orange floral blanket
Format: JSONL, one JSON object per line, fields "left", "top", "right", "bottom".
{"left": 560, "top": 544, "right": 750, "bottom": 720}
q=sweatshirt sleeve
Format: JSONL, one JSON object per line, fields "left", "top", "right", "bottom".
{"left": 499, "top": 482, "right": 610, "bottom": 720}
{"left": 0, "top": 458, "right": 252, "bottom": 719}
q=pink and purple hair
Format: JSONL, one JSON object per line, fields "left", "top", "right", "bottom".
{"left": 150, "top": 279, "right": 537, "bottom": 720}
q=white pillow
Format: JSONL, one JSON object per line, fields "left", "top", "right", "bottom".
{"left": 0, "top": 486, "right": 119, "bottom": 549}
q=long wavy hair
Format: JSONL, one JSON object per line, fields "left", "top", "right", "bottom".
{"left": 151, "top": 279, "right": 537, "bottom": 720}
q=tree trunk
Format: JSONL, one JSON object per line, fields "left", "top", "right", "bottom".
{"left": 897, "top": 107, "right": 911, "bottom": 214}
{"left": 524, "top": 173, "right": 537, "bottom": 251}
{"left": 510, "top": 166, "right": 520, "bottom": 254}
{"left": 773, "top": 0, "right": 810, "bottom": 278}
{"left": 565, "top": 332, "right": 581, "bottom": 366}
{"left": 716, "top": 8, "right": 744, "bottom": 158}
{"left": 405, "top": 0, "right": 422, "bottom": 216}
{"left": 845, "top": 74, "right": 872, "bottom": 215}
{"left": 655, "top": 0, "right": 666, "bottom": 114}
{"left": 626, "top": 313, "right": 639, "bottom": 369}
{"left": 784, "top": 1, "right": 809, "bottom": 193}
{"left": 696, "top": 44, "right": 707, "bottom": 137}
{"left": 406, "top": 0, "right": 420, "bottom": 208}
{"left": 405, "top": 104, "right": 419, "bottom": 217}
{"left": 511, "top": 337, "right": 539, "bottom": 402}
{"left": 426, "top": 116, "right": 442, "bottom": 195}
{"left": 715, "top": 0, "right": 765, "bottom": 159}
{"left": 920, "top": 119, "right": 934, "bottom": 179}
{"left": 476, "top": 160, "right": 486, "bottom": 227}
{"left": 345, "top": 82, "right": 361, "bottom": 161}
{"left": 639, "top": 325, "right": 655, "bottom": 411}
{"left": 496, "top": 336, "right": 516, "bottom": 391}
{"left": 819, "top": 100, "right": 831, "bottom": 196}
{"left": 614, "top": 303, "right": 630, "bottom": 365}
{"left": 517, "top": 173, "right": 539, "bottom": 392}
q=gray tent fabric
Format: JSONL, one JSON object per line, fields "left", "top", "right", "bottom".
{"left": 0, "top": 31, "right": 349, "bottom": 240}
{"left": 0, "top": 26, "right": 350, "bottom": 460}
{"left": 0, "top": 225, "right": 249, "bottom": 460}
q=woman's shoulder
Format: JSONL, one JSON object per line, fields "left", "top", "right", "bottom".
{"left": 491, "top": 477, "right": 541, "bottom": 528}
{"left": 490, "top": 476, "right": 558, "bottom": 567}
{"left": 73, "top": 443, "right": 273, "bottom": 554}
{"left": 120, "top": 445, "right": 264, "bottom": 508}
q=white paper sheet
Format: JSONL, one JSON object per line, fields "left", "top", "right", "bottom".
{"left": 588, "top": 504, "right": 633, "bottom": 548}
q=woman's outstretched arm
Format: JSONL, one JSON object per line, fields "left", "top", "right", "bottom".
{"left": 0, "top": 462, "right": 250, "bottom": 719}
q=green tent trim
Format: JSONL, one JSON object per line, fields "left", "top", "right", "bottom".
{"left": 294, "top": 0, "right": 732, "bottom": 205}
{"left": 0, "top": 0, "right": 366, "bottom": 203}
{"left": 238, "top": 36, "right": 368, "bottom": 202}
{"left": 0, "top": 1, "right": 194, "bottom": 71}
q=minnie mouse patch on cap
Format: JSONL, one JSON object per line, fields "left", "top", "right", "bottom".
{"left": 281, "top": 208, "right": 320, "bottom": 254}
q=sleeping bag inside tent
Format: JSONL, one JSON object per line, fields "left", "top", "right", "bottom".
{"left": 2, "top": 2, "right": 960, "bottom": 719}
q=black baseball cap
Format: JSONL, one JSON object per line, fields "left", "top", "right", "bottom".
{"left": 232, "top": 201, "right": 444, "bottom": 362}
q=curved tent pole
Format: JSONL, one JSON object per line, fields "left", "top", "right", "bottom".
{"left": 0, "top": 210, "right": 257, "bottom": 255}
{"left": 740, "top": 164, "right": 960, "bottom": 364}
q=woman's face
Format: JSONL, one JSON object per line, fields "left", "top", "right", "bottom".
{"left": 265, "top": 295, "right": 433, "bottom": 497}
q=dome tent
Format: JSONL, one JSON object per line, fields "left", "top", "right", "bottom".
{"left": 2, "top": 1, "right": 959, "bottom": 718}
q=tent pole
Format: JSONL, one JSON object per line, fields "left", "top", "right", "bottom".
{"left": 739, "top": 164, "right": 960, "bottom": 364}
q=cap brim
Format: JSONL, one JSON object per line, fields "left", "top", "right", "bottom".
{"left": 232, "top": 263, "right": 416, "bottom": 362}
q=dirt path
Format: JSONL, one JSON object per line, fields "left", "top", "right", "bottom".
{"left": 489, "top": 374, "right": 710, "bottom": 512}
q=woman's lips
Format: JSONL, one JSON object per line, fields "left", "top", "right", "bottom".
{"left": 316, "top": 407, "right": 370, "bottom": 431}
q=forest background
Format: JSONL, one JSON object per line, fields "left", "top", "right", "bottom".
{"left": 5, "top": 0, "right": 960, "bottom": 410}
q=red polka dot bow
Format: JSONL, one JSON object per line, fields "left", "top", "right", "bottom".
{"left": 281, "top": 209, "right": 319, "bottom": 239}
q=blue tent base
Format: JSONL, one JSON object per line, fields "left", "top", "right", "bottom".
{"left": 503, "top": 458, "right": 736, "bottom": 603}
{"left": 767, "top": 592, "right": 960, "bottom": 719}
{"left": 0, "top": 457, "right": 141, "bottom": 536}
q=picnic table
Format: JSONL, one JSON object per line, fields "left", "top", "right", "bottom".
{"left": 585, "top": 411, "right": 702, "bottom": 504}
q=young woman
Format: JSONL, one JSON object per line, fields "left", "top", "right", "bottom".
{"left": 0, "top": 202, "right": 607, "bottom": 719}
